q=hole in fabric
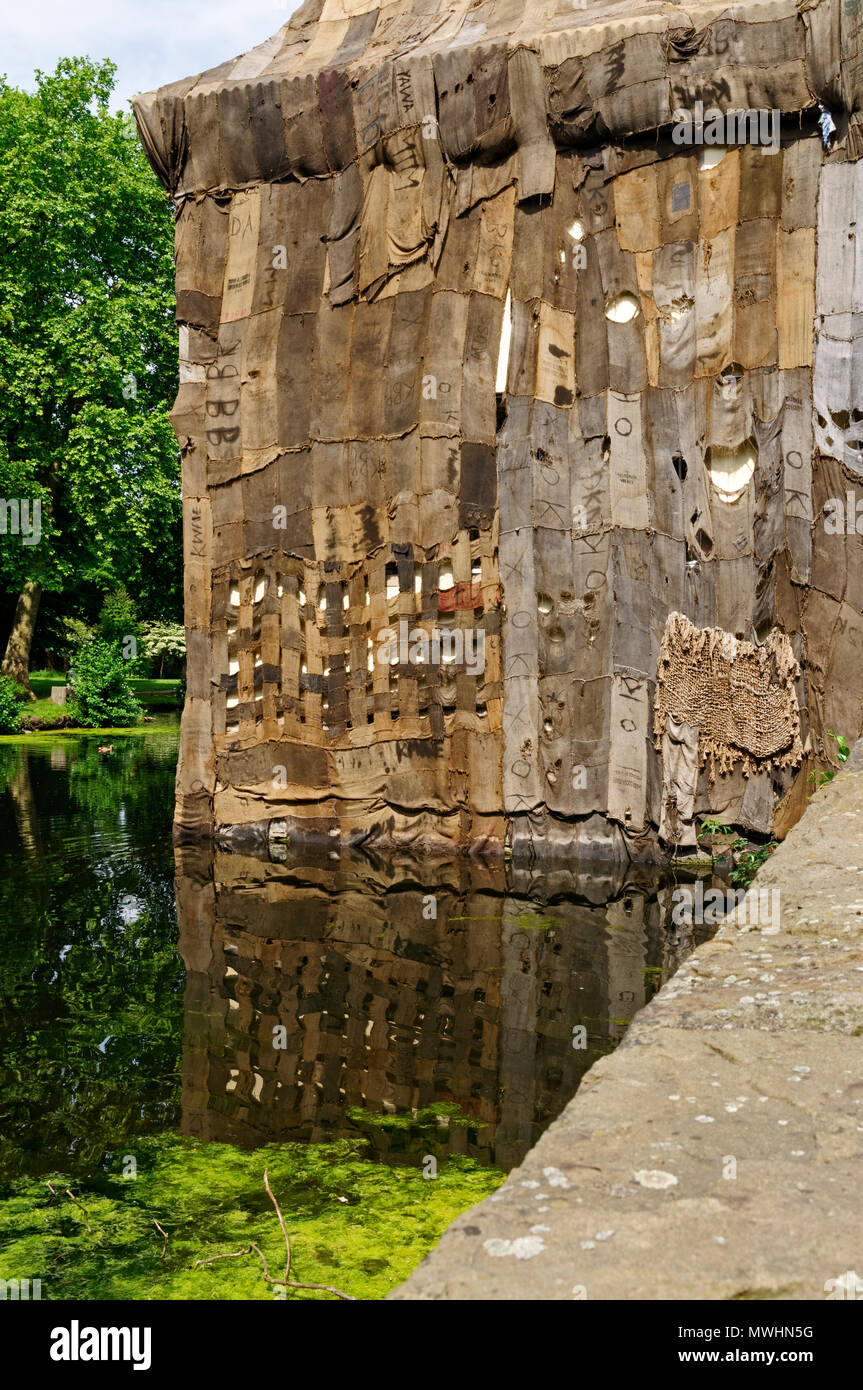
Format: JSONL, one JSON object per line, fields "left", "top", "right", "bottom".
{"left": 605, "top": 292, "right": 640, "bottom": 323}
{"left": 537, "top": 593, "right": 554, "bottom": 614}
{"left": 695, "top": 528, "right": 714, "bottom": 558}
{"left": 706, "top": 439, "right": 757, "bottom": 503}
{"left": 567, "top": 219, "right": 585, "bottom": 242}
{"left": 698, "top": 146, "right": 728, "bottom": 170}
{"left": 229, "top": 587, "right": 240, "bottom": 608}
{"left": 548, "top": 625, "right": 565, "bottom": 644}
{"left": 496, "top": 289, "right": 512, "bottom": 393}
{"left": 672, "top": 454, "right": 688, "bottom": 481}
{"left": 754, "top": 618, "right": 773, "bottom": 643}
{"left": 831, "top": 409, "right": 850, "bottom": 428}
{"left": 718, "top": 361, "right": 744, "bottom": 385}
{"left": 385, "top": 562, "right": 399, "bottom": 601}
{"left": 438, "top": 561, "right": 454, "bottom": 592}
{"left": 254, "top": 574, "right": 266, "bottom": 604}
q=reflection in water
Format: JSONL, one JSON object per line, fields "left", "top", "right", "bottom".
{"left": 0, "top": 731, "right": 183, "bottom": 1178}
{"left": 0, "top": 732, "right": 719, "bottom": 1183}
{"left": 177, "top": 847, "right": 714, "bottom": 1171}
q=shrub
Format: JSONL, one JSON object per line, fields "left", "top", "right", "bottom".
{"left": 70, "top": 640, "right": 143, "bottom": 728}
{"left": 0, "top": 676, "right": 24, "bottom": 733}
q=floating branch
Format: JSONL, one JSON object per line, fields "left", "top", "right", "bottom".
{"left": 193, "top": 1172, "right": 355, "bottom": 1301}
{"left": 153, "top": 1220, "right": 169, "bottom": 1260}
{"left": 45, "top": 1181, "right": 92, "bottom": 1233}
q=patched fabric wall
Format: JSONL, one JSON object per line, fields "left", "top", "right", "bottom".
{"left": 135, "top": 0, "right": 863, "bottom": 859}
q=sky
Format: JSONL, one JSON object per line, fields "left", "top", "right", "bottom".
{"left": 2, "top": 0, "right": 303, "bottom": 109}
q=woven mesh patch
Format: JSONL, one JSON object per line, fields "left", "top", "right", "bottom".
{"left": 211, "top": 531, "right": 500, "bottom": 750}
{"left": 654, "top": 613, "right": 803, "bottom": 776}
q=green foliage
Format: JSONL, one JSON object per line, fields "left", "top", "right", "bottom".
{"left": 697, "top": 818, "right": 776, "bottom": 887}
{"left": 0, "top": 58, "right": 181, "bottom": 651}
{"left": 139, "top": 620, "right": 185, "bottom": 677}
{"left": 69, "top": 639, "right": 143, "bottom": 728}
{"left": 831, "top": 729, "right": 851, "bottom": 763}
{"left": 0, "top": 734, "right": 182, "bottom": 1176}
{"left": 809, "top": 729, "right": 851, "bottom": 791}
{"left": 729, "top": 840, "right": 777, "bottom": 888}
{"left": 0, "top": 1135, "right": 504, "bottom": 1300}
{"left": 698, "top": 817, "right": 733, "bottom": 841}
{"left": 62, "top": 617, "right": 96, "bottom": 655}
{"left": 0, "top": 675, "right": 23, "bottom": 732}
{"left": 98, "top": 588, "right": 138, "bottom": 646}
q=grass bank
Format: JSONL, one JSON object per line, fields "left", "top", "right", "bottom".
{"left": 29, "top": 671, "right": 183, "bottom": 708}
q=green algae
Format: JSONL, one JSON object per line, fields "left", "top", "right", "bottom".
{"left": 0, "top": 1133, "right": 504, "bottom": 1301}
{"left": 509, "top": 913, "right": 562, "bottom": 930}
{"left": 0, "top": 724, "right": 178, "bottom": 747}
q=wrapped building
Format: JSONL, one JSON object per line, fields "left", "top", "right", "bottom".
{"left": 134, "top": 0, "right": 863, "bottom": 860}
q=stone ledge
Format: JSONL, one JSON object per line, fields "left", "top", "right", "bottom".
{"left": 391, "top": 752, "right": 863, "bottom": 1300}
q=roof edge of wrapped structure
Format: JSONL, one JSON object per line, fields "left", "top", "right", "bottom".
{"left": 133, "top": 0, "right": 861, "bottom": 201}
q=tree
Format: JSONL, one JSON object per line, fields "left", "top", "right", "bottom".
{"left": 0, "top": 58, "right": 180, "bottom": 694}
{"left": 139, "top": 619, "right": 185, "bottom": 677}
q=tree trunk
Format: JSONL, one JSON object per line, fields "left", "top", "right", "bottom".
{"left": 9, "top": 752, "right": 40, "bottom": 857}
{"left": 2, "top": 580, "right": 42, "bottom": 698}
